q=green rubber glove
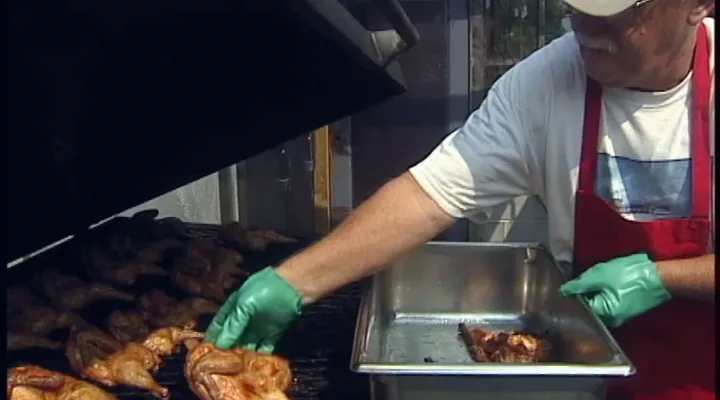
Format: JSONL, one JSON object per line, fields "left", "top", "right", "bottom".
{"left": 204, "top": 266, "right": 303, "bottom": 352}
{"left": 559, "top": 253, "right": 671, "bottom": 328}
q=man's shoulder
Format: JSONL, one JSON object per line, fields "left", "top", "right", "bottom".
{"left": 488, "top": 32, "right": 586, "bottom": 112}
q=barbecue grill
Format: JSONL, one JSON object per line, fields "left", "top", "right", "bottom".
{"left": 7, "top": 0, "right": 419, "bottom": 398}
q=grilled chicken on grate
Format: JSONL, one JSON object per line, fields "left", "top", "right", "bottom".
{"left": 8, "top": 365, "right": 117, "bottom": 400}
{"left": 185, "top": 340, "right": 292, "bottom": 400}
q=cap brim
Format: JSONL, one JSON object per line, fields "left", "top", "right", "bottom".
{"left": 564, "top": 0, "right": 637, "bottom": 16}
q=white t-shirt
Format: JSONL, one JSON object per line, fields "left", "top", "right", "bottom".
{"left": 410, "top": 18, "right": 715, "bottom": 264}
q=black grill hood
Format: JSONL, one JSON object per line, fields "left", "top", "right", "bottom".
{"left": 7, "top": 0, "right": 417, "bottom": 263}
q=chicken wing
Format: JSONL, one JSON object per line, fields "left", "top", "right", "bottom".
{"left": 142, "top": 326, "right": 205, "bottom": 357}
{"left": 8, "top": 365, "right": 117, "bottom": 400}
{"left": 219, "top": 223, "right": 297, "bottom": 251}
{"left": 185, "top": 341, "right": 292, "bottom": 400}
{"left": 107, "top": 310, "right": 150, "bottom": 343}
{"left": 36, "top": 270, "right": 134, "bottom": 310}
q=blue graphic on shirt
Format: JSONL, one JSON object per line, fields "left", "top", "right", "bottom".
{"left": 595, "top": 154, "right": 692, "bottom": 219}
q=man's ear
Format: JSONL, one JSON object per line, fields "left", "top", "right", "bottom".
{"left": 687, "top": 0, "right": 714, "bottom": 25}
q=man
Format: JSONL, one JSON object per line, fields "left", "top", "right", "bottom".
{"left": 206, "top": 0, "right": 715, "bottom": 398}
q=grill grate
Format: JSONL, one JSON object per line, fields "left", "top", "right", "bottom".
{"left": 8, "top": 223, "right": 370, "bottom": 400}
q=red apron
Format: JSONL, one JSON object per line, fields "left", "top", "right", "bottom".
{"left": 572, "top": 24, "right": 715, "bottom": 400}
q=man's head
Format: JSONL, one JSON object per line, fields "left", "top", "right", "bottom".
{"left": 565, "top": 0, "right": 714, "bottom": 90}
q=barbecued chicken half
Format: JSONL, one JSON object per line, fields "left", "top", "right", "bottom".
{"left": 66, "top": 324, "right": 169, "bottom": 398}
{"left": 8, "top": 365, "right": 117, "bottom": 400}
{"left": 35, "top": 269, "right": 135, "bottom": 310}
{"left": 185, "top": 341, "right": 292, "bottom": 400}
{"left": 458, "top": 323, "right": 552, "bottom": 363}
{"left": 219, "top": 222, "right": 298, "bottom": 251}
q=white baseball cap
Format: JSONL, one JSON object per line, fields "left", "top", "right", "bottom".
{"left": 564, "top": 0, "right": 638, "bottom": 16}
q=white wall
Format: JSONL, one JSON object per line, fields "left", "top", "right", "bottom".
{"left": 120, "top": 172, "right": 222, "bottom": 224}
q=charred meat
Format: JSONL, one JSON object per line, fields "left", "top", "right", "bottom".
{"left": 8, "top": 333, "right": 63, "bottom": 351}
{"left": 36, "top": 270, "right": 134, "bottom": 310}
{"left": 169, "top": 268, "right": 234, "bottom": 303}
{"left": 185, "top": 341, "right": 292, "bottom": 400}
{"left": 8, "top": 365, "right": 117, "bottom": 400}
{"left": 137, "top": 290, "right": 220, "bottom": 329}
{"left": 107, "top": 310, "right": 150, "bottom": 343}
{"left": 9, "top": 305, "right": 86, "bottom": 337}
{"left": 7, "top": 286, "right": 45, "bottom": 316}
{"left": 458, "top": 323, "right": 552, "bottom": 363}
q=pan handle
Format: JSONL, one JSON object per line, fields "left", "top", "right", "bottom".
{"left": 369, "top": 0, "right": 420, "bottom": 66}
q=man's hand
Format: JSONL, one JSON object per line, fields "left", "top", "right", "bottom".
{"left": 204, "top": 266, "right": 303, "bottom": 352}
{"left": 559, "top": 253, "right": 671, "bottom": 327}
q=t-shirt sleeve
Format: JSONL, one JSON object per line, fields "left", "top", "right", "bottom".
{"left": 409, "top": 58, "right": 548, "bottom": 219}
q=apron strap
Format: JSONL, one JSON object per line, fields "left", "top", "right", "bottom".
{"left": 690, "top": 23, "right": 711, "bottom": 218}
{"left": 577, "top": 78, "right": 602, "bottom": 192}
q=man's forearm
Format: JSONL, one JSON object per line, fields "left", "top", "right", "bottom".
{"left": 657, "top": 254, "right": 715, "bottom": 301}
{"left": 275, "top": 172, "right": 458, "bottom": 304}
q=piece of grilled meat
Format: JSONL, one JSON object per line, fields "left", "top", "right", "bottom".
{"left": 107, "top": 310, "right": 150, "bottom": 343}
{"left": 7, "top": 286, "right": 45, "bottom": 316}
{"left": 219, "top": 222, "right": 297, "bottom": 251}
{"left": 84, "top": 247, "right": 169, "bottom": 286}
{"left": 142, "top": 326, "right": 205, "bottom": 357}
{"left": 9, "top": 305, "right": 87, "bottom": 337}
{"left": 7, "top": 333, "right": 63, "bottom": 351}
{"left": 83, "top": 342, "right": 168, "bottom": 399}
{"left": 173, "top": 238, "right": 247, "bottom": 279}
{"left": 66, "top": 325, "right": 168, "bottom": 398}
{"left": 137, "top": 290, "right": 220, "bottom": 329}
{"left": 458, "top": 323, "right": 552, "bottom": 363}
{"left": 170, "top": 268, "right": 235, "bottom": 303}
{"left": 185, "top": 341, "right": 292, "bottom": 400}
{"left": 8, "top": 365, "right": 117, "bottom": 400}
{"left": 36, "top": 270, "right": 134, "bottom": 310}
